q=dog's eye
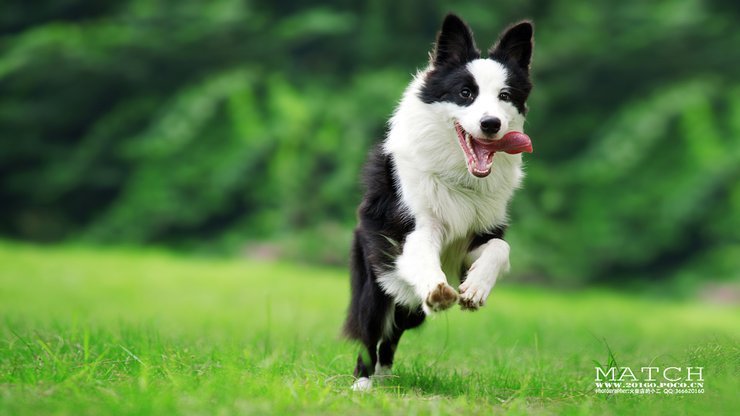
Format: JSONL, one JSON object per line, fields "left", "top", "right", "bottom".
{"left": 498, "top": 91, "right": 512, "bottom": 102}
{"left": 460, "top": 88, "right": 472, "bottom": 99}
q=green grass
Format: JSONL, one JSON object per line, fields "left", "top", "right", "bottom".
{"left": 0, "top": 242, "right": 737, "bottom": 415}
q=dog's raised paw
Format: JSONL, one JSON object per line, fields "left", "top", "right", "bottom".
{"left": 458, "top": 281, "right": 489, "bottom": 311}
{"left": 459, "top": 295, "right": 483, "bottom": 311}
{"left": 425, "top": 282, "right": 458, "bottom": 312}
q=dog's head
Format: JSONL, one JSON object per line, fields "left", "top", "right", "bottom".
{"left": 419, "top": 14, "right": 534, "bottom": 177}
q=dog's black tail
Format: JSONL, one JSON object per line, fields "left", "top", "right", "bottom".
{"left": 342, "top": 229, "right": 391, "bottom": 344}
{"left": 342, "top": 231, "right": 363, "bottom": 340}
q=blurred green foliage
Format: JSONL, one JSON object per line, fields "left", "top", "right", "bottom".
{"left": 1, "top": 0, "right": 739, "bottom": 284}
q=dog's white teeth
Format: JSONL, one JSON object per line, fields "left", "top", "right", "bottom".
{"left": 464, "top": 133, "right": 478, "bottom": 163}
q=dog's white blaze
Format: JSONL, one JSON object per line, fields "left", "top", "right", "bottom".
{"left": 381, "top": 60, "right": 524, "bottom": 310}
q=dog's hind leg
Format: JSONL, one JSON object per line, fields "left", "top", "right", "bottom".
{"left": 350, "top": 298, "right": 393, "bottom": 391}
{"left": 346, "top": 232, "right": 390, "bottom": 391}
{"left": 375, "top": 340, "right": 397, "bottom": 378}
{"left": 352, "top": 341, "right": 378, "bottom": 391}
{"left": 375, "top": 305, "right": 426, "bottom": 378}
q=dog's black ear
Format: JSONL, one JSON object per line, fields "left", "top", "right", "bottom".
{"left": 431, "top": 14, "right": 480, "bottom": 68}
{"left": 489, "top": 21, "right": 534, "bottom": 73}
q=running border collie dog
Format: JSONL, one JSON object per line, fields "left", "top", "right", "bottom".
{"left": 343, "top": 14, "right": 534, "bottom": 391}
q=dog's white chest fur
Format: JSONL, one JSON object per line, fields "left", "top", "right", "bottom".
{"left": 395, "top": 153, "right": 522, "bottom": 240}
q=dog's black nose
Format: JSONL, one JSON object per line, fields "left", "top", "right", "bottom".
{"left": 480, "top": 116, "right": 501, "bottom": 135}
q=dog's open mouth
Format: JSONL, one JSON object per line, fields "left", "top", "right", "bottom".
{"left": 454, "top": 122, "right": 533, "bottom": 178}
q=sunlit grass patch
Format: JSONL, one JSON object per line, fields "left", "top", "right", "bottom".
{"left": 0, "top": 241, "right": 737, "bottom": 414}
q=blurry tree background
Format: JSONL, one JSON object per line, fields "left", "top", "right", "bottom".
{"left": 1, "top": 0, "right": 739, "bottom": 286}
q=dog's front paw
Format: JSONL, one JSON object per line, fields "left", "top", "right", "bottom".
{"left": 424, "top": 282, "right": 458, "bottom": 313}
{"left": 458, "top": 280, "right": 492, "bottom": 311}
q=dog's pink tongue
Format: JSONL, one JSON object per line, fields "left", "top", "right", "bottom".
{"left": 482, "top": 132, "right": 533, "bottom": 154}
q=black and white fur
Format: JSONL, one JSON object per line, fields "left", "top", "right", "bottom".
{"left": 343, "top": 14, "right": 534, "bottom": 391}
